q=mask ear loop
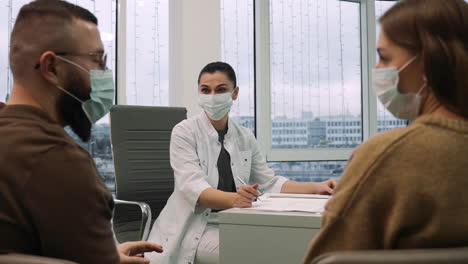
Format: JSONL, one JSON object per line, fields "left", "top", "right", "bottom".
{"left": 416, "top": 82, "right": 426, "bottom": 95}
{"left": 408, "top": 82, "right": 427, "bottom": 126}
{"left": 54, "top": 55, "right": 89, "bottom": 104}
{"left": 398, "top": 56, "right": 418, "bottom": 73}
{"left": 56, "top": 85, "right": 84, "bottom": 104}
{"left": 55, "top": 55, "right": 90, "bottom": 74}
{"left": 399, "top": 56, "right": 426, "bottom": 96}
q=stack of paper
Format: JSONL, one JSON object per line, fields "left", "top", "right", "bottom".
{"left": 242, "top": 193, "right": 330, "bottom": 213}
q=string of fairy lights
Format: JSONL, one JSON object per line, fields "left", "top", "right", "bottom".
{"left": 6, "top": 0, "right": 13, "bottom": 100}
{"left": 269, "top": 0, "right": 367, "bottom": 147}
{"left": 221, "top": 0, "right": 255, "bottom": 119}
{"left": 270, "top": 0, "right": 354, "bottom": 121}
{"left": 152, "top": 0, "right": 162, "bottom": 105}
{"left": 130, "top": 0, "right": 168, "bottom": 106}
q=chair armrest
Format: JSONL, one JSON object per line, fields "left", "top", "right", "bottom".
{"left": 113, "top": 199, "right": 152, "bottom": 241}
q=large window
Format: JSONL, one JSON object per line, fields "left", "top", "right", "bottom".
{"left": 221, "top": 0, "right": 408, "bottom": 182}
{"left": 260, "top": 0, "right": 361, "bottom": 180}
{"left": 220, "top": 0, "right": 360, "bottom": 181}
{"left": 270, "top": 0, "right": 362, "bottom": 150}
{"left": 126, "top": 0, "right": 169, "bottom": 106}
{"left": 221, "top": 0, "right": 255, "bottom": 133}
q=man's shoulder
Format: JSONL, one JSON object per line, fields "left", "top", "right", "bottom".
{"left": 24, "top": 142, "right": 105, "bottom": 205}
{"left": 0, "top": 115, "right": 93, "bottom": 194}
{"left": 0, "top": 117, "right": 82, "bottom": 158}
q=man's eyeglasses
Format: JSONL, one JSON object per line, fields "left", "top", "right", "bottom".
{"left": 34, "top": 52, "right": 108, "bottom": 69}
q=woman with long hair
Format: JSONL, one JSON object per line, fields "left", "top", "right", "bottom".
{"left": 304, "top": 0, "right": 468, "bottom": 262}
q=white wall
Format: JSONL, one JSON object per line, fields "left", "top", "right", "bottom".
{"left": 169, "top": 0, "right": 221, "bottom": 117}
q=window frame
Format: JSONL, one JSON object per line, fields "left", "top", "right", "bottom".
{"left": 255, "top": 0, "right": 390, "bottom": 162}
{"left": 117, "top": 0, "right": 127, "bottom": 105}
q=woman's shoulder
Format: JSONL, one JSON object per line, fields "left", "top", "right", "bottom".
{"left": 172, "top": 113, "right": 204, "bottom": 132}
{"left": 355, "top": 124, "right": 423, "bottom": 157}
{"left": 229, "top": 119, "right": 256, "bottom": 142}
{"left": 229, "top": 119, "right": 254, "bottom": 134}
{"left": 329, "top": 126, "right": 424, "bottom": 215}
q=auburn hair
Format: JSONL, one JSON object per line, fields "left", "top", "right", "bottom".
{"left": 380, "top": 0, "right": 468, "bottom": 118}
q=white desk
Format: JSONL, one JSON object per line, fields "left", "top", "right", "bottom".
{"left": 219, "top": 208, "right": 322, "bottom": 264}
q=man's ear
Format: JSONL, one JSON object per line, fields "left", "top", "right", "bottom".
{"left": 38, "top": 51, "right": 61, "bottom": 86}
{"left": 232, "top": 86, "right": 240, "bottom": 100}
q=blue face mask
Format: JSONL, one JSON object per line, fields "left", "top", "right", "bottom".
{"left": 56, "top": 56, "right": 115, "bottom": 124}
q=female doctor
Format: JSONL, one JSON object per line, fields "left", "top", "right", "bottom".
{"left": 147, "top": 62, "right": 336, "bottom": 264}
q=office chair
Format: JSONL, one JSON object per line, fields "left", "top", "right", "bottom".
{"left": 0, "top": 254, "right": 78, "bottom": 264}
{"left": 110, "top": 105, "right": 187, "bottom": 243}
{"left": 311, "top": 247, "right": 468, "bottom": 264}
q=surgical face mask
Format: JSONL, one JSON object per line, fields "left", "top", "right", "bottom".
{"left": 372, "top": 56, "right": 424, "bottom": 120}
{"left": 56, "top": 56, "right": 115, "bottom": 124}
{"left": 198, "top": 88, "right": 236, "bottom": 121}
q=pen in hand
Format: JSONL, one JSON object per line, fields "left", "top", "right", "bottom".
{"left": 236, "top": 176, "right": 263, "bottom": 201}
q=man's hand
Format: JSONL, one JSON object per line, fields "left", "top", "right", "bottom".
{"left": 118, "top": 241, "right": 163, "bottom": 264}
{"left": 313, "top": 179, "right": 337, "bottom": 195}
{"left": 232, "top": 184, "right": 259, "bottom": 208}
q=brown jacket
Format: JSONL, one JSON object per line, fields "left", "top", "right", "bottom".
{"left": 304, "top": 115, "right": 468, "bottom": 263}
{"left": 0, "top": 103, "right": 119, "bottom": 263}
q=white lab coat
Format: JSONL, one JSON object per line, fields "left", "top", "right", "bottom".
{"left": 147, "top": 112, "right": 287, "bottom": 264}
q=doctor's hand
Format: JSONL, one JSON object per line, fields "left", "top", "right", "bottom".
{"left": 232, "top": 184, "right": 260, "bottom": 208}
{"left": 313, "top": 179, "right": 337, "bottom": 195}
{"left": 118, "top": 241, "right": 163, "bottom": 264}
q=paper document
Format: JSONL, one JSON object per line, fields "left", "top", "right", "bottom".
{"left": 242, "top": 193, "right": 330, "bottom": 213}
{"left": 265, "top": 193, "right": 330, "bottom": 199}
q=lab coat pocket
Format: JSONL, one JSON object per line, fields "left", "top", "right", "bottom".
{"left": 199, "top": 159, "right": 208, "bottom": 175}
{"left": 239, "top": 150, "right": 252, "bottom": 179}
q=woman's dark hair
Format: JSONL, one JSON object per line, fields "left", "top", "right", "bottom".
{"left": 380, "top": 0, "right": 468, "bottom": 118}
{"left": 198, "top": 62, "right": 237, "bottom": 88}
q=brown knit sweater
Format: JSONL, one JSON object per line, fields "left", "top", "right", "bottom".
{"left": 303, "top": 115, "right": 468, "bottom": 263}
